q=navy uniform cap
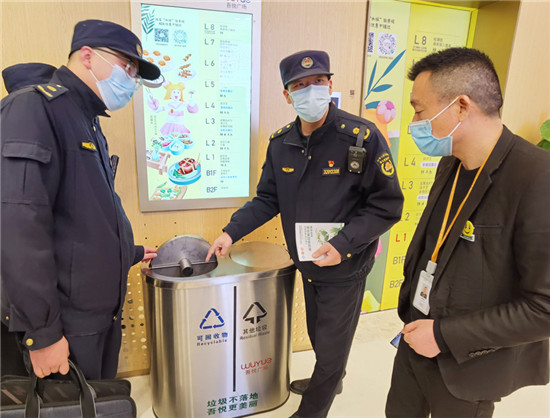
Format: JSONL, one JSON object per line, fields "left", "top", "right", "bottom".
{"left": 279, "top": 50, "right": 333, "bottom": 88}
{"left": 70, "top": 19, "right": 160, "bottom": 81}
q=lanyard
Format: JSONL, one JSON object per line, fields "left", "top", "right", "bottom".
{"left": 430, "top": 150, "right": 494, "bottom": 264}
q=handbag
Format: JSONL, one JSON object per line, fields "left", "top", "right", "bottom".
{"left": 1, "top": 359, "right": 137, "bottom": 417}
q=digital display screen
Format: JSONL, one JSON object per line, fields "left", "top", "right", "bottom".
{"left": 133, "top": 1, "right": 260, "bottom": 211}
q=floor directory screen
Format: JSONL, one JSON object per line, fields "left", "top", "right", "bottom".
{"left": 132, "top": 1, "right": 261, "bottom": 211}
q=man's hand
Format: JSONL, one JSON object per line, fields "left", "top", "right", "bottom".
{"left": 29, "top": 336, "right": 70, "bottom": 378}
{"left": 312, "top": 242, "right": 342, "bottom": 267}
{"left": 402, "top": 319, "right": 441, "bottom": 358}
{"left": 206, "top": 232, "right": 233, "bottom": 262}
{"left": 142, "top": 246, "right": 158, "bottom": 263}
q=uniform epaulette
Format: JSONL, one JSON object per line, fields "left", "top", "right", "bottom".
{"left": 270, "top": 122, "right": 295, "bottom": 140}
{"left": 335, "top": 119, "right": 372, "bottom": 142}
{"left": 34, "top": 83, "right": 68, "bottom": 101}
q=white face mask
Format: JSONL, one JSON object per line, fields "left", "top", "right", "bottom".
{"left": 289, "top": 84, "right": 331, "bottom": 123}
{"left": 408, "top": 96, "right": 461, "bottom": 157}
{"left": 89, "top": 51, "right": 139, "bottom": 111}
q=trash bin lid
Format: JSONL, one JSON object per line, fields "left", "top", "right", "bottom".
{"left": 229, "top": 241, "right": 292, "bottom": 268}
{"left": 151, "top": 235, "right": 216, "bottom": 277}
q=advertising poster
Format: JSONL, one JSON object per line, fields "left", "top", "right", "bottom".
{"left": 361, "top": 0, "right": 476, "bottom": 312}
{"left": 132, "top": 1, "right": 261, "bottom": 211}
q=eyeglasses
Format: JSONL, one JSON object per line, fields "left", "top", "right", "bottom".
{"left": 94, "top": 47, "right": 141, "bottom": 85}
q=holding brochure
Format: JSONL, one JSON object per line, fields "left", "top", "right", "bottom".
{"left": 295, "top": 222, "right": 344, "bottom": 261}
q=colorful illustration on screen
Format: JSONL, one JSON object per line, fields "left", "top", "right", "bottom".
{"left": 363, "top": 49, "right": 406, "bottom": 146}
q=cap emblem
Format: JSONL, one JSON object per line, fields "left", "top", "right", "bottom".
{"left": 136, "top": 44, "right": 143, "bottom": 57}
{"left": 301, "top": 57, "right": 313, "bottom": 69}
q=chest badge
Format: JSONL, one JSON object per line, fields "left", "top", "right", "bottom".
{"left": 81, "top": 141, "right": 97, "bottom": 152}
{"left": 282, "top": 167, "right": 294, "bottom": 173}
{"left": 322, "top": 160, "right": 341, "bottom": 176}
{"left": 460, "top": 220, "right": 475, "bottom": 242}
{"left": 376, "top": 152, "right": 395, "bottom": 177}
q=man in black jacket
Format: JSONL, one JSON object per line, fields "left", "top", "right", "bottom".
{"left": 207, "top": 50, "right": 404, "bottom": 417}
{"left": 386, "top": 48, "right": 550, "bottom": 417}
{"left": 1, "top": 20, "right": 159, "bottom": 380}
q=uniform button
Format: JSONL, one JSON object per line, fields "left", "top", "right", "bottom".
{"left": 5, "top": 316, "right": 9, "bottom": 321}
{"left": 92, "top": 126, "right": 97, "bottom": 132}
{"left": 307, "top": 279, "right": 312, "bottom": 283}
{"left": 341, "top": 124, "right": 346, "bottom": 129}
{"left": 25, "top": 338, "right": 34, "bottom": 347}
{"left": 308, "top": 156, "right": 312, "bottom": 160}
{"left": 301, "top": 150, "right": 305, "bottom": 154}
{"left": 347, "top": 253, "right": 352, "bottom": 258}
{"left": 353, "top": 127, "right": 360, "bottom": 134}
{"left": 113, "top": 315, "right": 118, "bottom": 321}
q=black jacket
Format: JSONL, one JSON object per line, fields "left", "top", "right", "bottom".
{"left": 1, "top": 64, "right": 143, "bottom": 350}
{"left": 224, "top": 104, "right": 403, "bottom": 283}
{"left": 399, "top": 127, "right": 550, "bottom": 401}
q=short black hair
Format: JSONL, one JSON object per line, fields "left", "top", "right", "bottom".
{"left": 408, "top": 47, "right": 503, "bottom": 116}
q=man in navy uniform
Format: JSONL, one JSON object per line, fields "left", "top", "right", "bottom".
{"left": 207, "top": 50, "right": 404, "bottom": 417}
{"left": 1, "top": 20, "right": 159, "bottom": 380}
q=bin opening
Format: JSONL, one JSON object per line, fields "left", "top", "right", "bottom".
{"left": 150, "top": 235, "right": 217, "bottom": 278}
{"left": 151, "top": 258, "right": 217, "bottom": 277}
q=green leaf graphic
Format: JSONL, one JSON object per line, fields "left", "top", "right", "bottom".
{"left": 317, "top": 230, "right": 329, "bottom": 244}
{"left": 367, "top": 61, "right": 378, "bottom": 96}
{"left": 372, "top": 84, "right": 392, "bottom": 93}
{"left": 141, "top": 5, "right": 155, "bottom": 35}
{"left": 380, "top": 49, "right": 406, "bottom": 79}
{"left": 365, "top": 101, "right": 380, "bottom": 110}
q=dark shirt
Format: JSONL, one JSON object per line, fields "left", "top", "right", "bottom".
{"left": 409, "top": 164, "right": 478, "bottom": 351}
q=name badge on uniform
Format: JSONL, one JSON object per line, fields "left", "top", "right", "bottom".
{"left": 81, "top": 141, "right": 97, "bottom": 152}
{"left": 413, "top": 261, "right": 436, "bottom": 315}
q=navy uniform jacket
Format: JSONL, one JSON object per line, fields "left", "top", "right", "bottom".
{"left": 224, "top": 104, "right": 404, "bottom": 283}
{"left": 1, "top": 65, "right": 143, "bottom": 351}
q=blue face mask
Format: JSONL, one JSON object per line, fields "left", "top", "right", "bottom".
{"left": 409, "top": 96, "right": 461, "bottom": 157}
{"left": 90, "top": 52, "right": 139, "bottom": 111}
{"left": 289, "top": 84, "right": 331, "bottom": 123}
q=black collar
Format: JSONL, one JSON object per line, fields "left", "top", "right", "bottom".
{"left": 284, "top": 103, "right": 337, "bottom": 147}
{"left": 51, "top": 66, "right": 109, "bottom": 119}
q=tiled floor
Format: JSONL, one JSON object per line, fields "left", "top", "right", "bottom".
{"left": 129, "top": 309, "right": 550, "bottom": 417}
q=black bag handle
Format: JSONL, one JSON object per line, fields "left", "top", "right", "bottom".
{"left": 24, "top": 359, "right": 97, "bottom": 418}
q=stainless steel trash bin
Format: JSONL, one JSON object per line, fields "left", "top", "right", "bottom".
{"left": 142, "top": 235, "right": 297, "bottom": 418}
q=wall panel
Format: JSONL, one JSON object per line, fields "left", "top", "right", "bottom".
{"left": 501, "top": 0, "right": 550, "bottom": 143}
{"left": 1, "top": 0, "right": 369, "bottom": 374}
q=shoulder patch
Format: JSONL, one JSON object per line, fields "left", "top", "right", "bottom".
{"left": 270, "top": 122, "right": 295, "bottom": 140}
{"left": 34, "top": 83, "right": 68, "bottom": 101}
{"left": 376, "top": 152, "right": 395, "bottom": 178}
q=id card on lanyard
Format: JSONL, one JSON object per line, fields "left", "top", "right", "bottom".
{"left": 413, "top": 149, "right": 493, "bottom": 315}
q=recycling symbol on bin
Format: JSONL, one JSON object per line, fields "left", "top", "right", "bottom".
{"left": 199, "top": 308, "right": 225, "bottom": 329}
{"left": 243, "top": 302, "right": 267, "bottom": 325}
